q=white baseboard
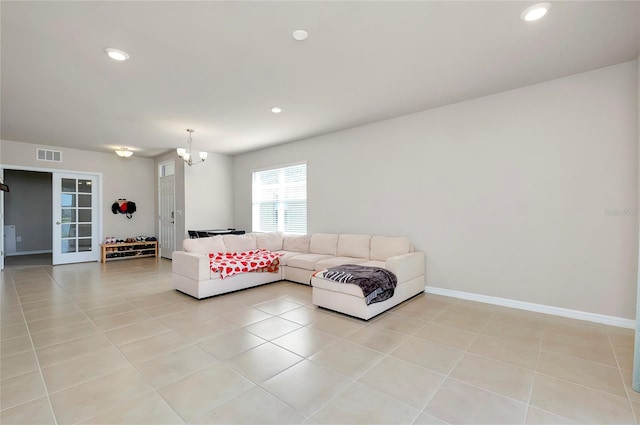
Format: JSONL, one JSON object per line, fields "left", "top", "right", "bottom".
{"left": 6, "top": 250, "right": 53, "bottom": 257}
{"left": 425, "top": 286, "right": 635, "bottom": 329}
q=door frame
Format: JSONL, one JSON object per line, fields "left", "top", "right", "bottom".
{"left": 0, "top": 164, "right": 103, "bottom": 269}
{"left": 158, "top": 160, "right": 176, "bottom": 259}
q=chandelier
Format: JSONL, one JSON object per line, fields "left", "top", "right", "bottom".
{"left": 177, "top": 129, "right": 208, "bottom": 166}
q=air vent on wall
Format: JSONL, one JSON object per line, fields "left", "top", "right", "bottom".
{"left": 36, "top": 148, "right": 62, "bottom": 162}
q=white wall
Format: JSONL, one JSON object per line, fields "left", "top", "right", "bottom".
{"left": 184, "top": 152, "right": 234, "bottom": 234}
{"left": 1, "top": 140, "right": 156, "bottom": 239}
{"left": 234, "top": 61, "right": 639, "bottom": 319}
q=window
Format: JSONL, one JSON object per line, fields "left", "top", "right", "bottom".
{"left": 252, "top": 163, "right": 307, "bottom": 234}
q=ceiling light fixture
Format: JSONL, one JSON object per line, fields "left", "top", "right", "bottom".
{"left": 292, "top": 29, "right": 309, "bottom": 41}
{"left": 271, "top": 106, "right": 282, "bottom": 114}
{"left": 104, "top": 48, "right": 130, "bottom": 61}
{"left": 520, "top": 3, "right": 551, "bottom": 22}
{"left": 177, "top": 129, "right": 208, "bottom": 166}
{"left": 115, "top": 147, "right": 133, "bottom": 158}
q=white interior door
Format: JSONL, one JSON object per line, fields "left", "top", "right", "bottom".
{"left": 159, "top": 174, "right": 176, "bottom": 259}
{"left": 52, "top": 173, "right": 99, "bottom": 265}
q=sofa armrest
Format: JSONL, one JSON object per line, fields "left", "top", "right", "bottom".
{"left": 386, "top": 251, "right": 425, "bottom": 283}
{"left": 172, "top": 251, "right": 210, "bottom": 281}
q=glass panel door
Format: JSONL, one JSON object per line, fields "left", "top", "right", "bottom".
{"left": 52, "top": 173, "right": 99, "bottom": 265}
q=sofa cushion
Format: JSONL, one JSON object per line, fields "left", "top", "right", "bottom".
{"left": 223, "top": 234, "right": 257, "bottom": 252}
{"left": 314, "top": 256, "right": 368, "bottom": 271}
{"left": 337, "top": 234, "right": 371, "bottom": 259}
{"left": 276, "top": 250, "right": 303, "bottom": 266}
{"left": 183, "top": 236, "right": 226, "bottom": 254}
{"left": 370, "top": 236, "right": 411, "bottom": 261}
{"left": 309, "top": 233, "right": 339, "bottom": 256}
{"left": 255, "top": 232, "right": 284, "bottom": 251}
{"left": 286, "top": 253, "right": 333, "bottom": 270}
{"left": 283, "top": 234, "right": 310, "bottom": 253}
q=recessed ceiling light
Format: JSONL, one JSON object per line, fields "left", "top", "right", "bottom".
{"left": 271, "top": 106, "right": 282, "bottom": 114}
{"left": 520, "top": 3, "right": 551, "bottom": 22}
{"left": 292, "top": 29, "right": 308, "bottom": 41}
{"left": 104, "top": 48, "right": 130, "bottom": 61}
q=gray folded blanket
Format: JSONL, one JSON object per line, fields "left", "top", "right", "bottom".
{"left": 317, "top": 264, "right": 398, "bottom": 305}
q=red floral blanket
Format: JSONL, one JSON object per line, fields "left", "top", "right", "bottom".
{"left": 209, "top": 249, "right": 283, "bottom": 279}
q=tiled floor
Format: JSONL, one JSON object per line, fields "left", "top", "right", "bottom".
{"left": 1, "top": 258, "right": 638, "bottom": 424}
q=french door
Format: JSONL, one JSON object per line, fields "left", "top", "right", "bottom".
{"left": 52, "top": 172, "right": 99, "bottom": 265}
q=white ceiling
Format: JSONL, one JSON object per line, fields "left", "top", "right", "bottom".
{"left": 1, "top": 1, "right": 639, "bottom": 158}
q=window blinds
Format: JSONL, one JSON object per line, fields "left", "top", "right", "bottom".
{"left": 252, "top": 163, "right": 307, "bottom": 234}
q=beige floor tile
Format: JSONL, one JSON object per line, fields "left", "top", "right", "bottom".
{"left": 243, "top": 316, "right": 302, "bottom": 340}
{"left": 309, "top": 339, "right": 384, "bottom": 379}
{"left": 1, "top": 335, "right": 32, "bottom": 358}
{"left": 426, "top": 378, "right": 527, "bottom": 425}
{"left": 309, "top": 315, "right": 364, "bottom": 338}
{"left": 413, "top": 322, "right": 477, "bottom": 350}
{"left": 310, "top": 382, "right": 419, "bottom": 425}
{"left": 193, "top": 386, "right": 305, "bottom": 425}
{"left": 619, "top": 369, "right": 640, "bottom": 404}
{"left": 49, "top": 367, "right": 154, "bottom": 425}
{"left": 272, "top": 326, "right": 337, "bottom": 358}
{"left": 136, "top": 345, "right": 217, "bottom": 387}
{"left": 74, "top": 295, "right": 127, "bottom": 311}
{"left": 26, "top": 312, "right": 89, "bottom": 334}
{"left": 142, "top": 300, "right": 193, "bottom": 318}
{"left": 392, "top": 305, "right": 445, "bottom": 322}
{"left": 390, "top": 337, "right": 464, "bottom": 374}
{"left": 632, "top": 402, "right": 640, "bottom": 423}
{"left": 412, "top": 412, "right": 449, "bottom": 425}
{"left": 104, "top": 319, "right": 171, "bottom": 346}
{"left": 20, "top": 296, "right": 75, "bottom": 312}
{"left": 481, "top": 319, "right": 544, "bottom": 342}
{"left": 158, "top": 363, "right": 254, "bottom": 423}
{"left": 0, "top": 396, "right": 56, "bottom": 425}
{"left": 446, "top": 300, "right": 495, "bottom": 318}
{"left": 91, "top": 310, "right": 154, "bottom": 331}
{"left": 23, "top": 304, "right": 82, "bottom": 322}
{"left": 41, "top": 346, "right": 131, "bottom": 393}
{"left": 613, "top": 344, "right": 634, "bottom": 370}
{"left": 262, "top": 360, "right": 352, "bottom": 416}
{"left": 542, "top": 333, "right": 617, "bottom": 366}
{"left": 279, "top": 305, "right": 327, "bottom": 325}
{"left": 84, "top": 302, "right": 138, "bottom": 320}
{"left": 449, "top": 353, "right": 535, "bottom": 402}
{"left": 30, "top": 321, "right": 101, "bottom": 349}
{"left": 1, "top": 350, "right": 39, "bottom": 380}
{"left": 219, "top": 306, "right": 274, "bottom": 327}
{"left": 490, "top": 309, "right": 548, "bottom": 330}
{"left": 609, "top": 331, "right": 634, "bottom": 349}
{"left": 77, "top": 391, "right": 185, "bottom": 425}
{"left": 468, "top": 334, "right": 540, "bottom": 370}
{"left": 529, "top": 373, "right": 634, "bottom": 424}
{"left": 525, "top": 406, "right": 578, "bottom": 424}
{"left": 370, "top": 312, "right": 428, "bottom": 334}
{"left": 164, "top": 315, "right": 238, "bottom": 342}
{"left": 537, "top": 350, "right": 626, "bottom": 397}
{"left": 0, "top": 370, "right": 47, "bottom": 411}
{"left": 0, "top": 313, "right": 27, "bottom": 328}
{"left": 253, "top": 298, "right": 302, "bottom": 315}
{"left": 0, "top": 323, "right": 29, "bottom": 341}
{"left": 432, "top": 310, "right": 489, "bottom": 332}
{"left": 347, "top": 326, "right": 410, "bottom": 354}
{"left": 35, "top": 334, "right": 113, "bottom": 368}
{"left": 543, "top": 321, "right": 610, "bottom": 344}
{"left": 225, "top": 342, "right": 303, "bottom": 383}
{"left": 197, "top": 328, "right": 266, "bottom": 360}
{"left": 118, "top": 331, "right": 189, "bottom": 364}
{"left": 358, "top": 357, "right": 445, "bottom": 410}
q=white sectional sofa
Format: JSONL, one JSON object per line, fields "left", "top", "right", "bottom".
{"left": 171, "top": 232, "right": 426, "bottom": 319}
